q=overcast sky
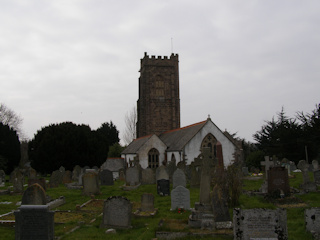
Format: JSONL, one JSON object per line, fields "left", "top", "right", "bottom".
{"left": 1, "top": 1, "right": 319, "bottom": 144}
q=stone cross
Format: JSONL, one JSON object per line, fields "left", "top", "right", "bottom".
{"left": 261, "top": 156, "right": 274, "bottom": 179}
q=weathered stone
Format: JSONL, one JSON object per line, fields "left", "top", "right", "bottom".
{"left": 305, "top": 208, "right": 320, "bottom": 235}
{"left": 298, "top": 160, "right": 317, "bottom": 192}
{"left": 72, "top": 165, "right": 82, "bottom": 182}
{"left": 21, "top": 183, "right": 46, "bottom": 205}
{"left": 12, "top": 170, "right": 24, "bottom": 193}
{"left": 233, "top": 208, "right": 288, "bottom": 240}
{"left": 82, "top": 172, "right": 100, "bottom": 196}
{"left": 140, "top": 193, "right": 155, "bottom": 212}
{"left": 141, "top": 168, "right": 155, "bottom": 185}
{"left": 267, "top": 166, "right": 290, "bottom": 197}
{"left": 172, "top": 168, "right": 186, "bottom": 188}
{"left": 62, "top": 170, "right": 72, "bottom": 183}
{"left": 28, "top": 178, "right": 46, "bottom": 191}
{"left": 126, "top": 167, "right": 140, "bottom": 186}
{"left": 313, "top": 160, "right": 319, "bottom": 171}
{"left": 28, "top": 168, "right": 37, "bottom": 180}
{"left": 171, "top": 185, "right": 190, "bottom": 210}
{"left": 14, "top": 205, "right": 54, "bottom": 240}
{"left": 211, "top": 184, "right": 231, "bottom": 224}
{"left": 101, "top": 196, "right": 132, "bottom": 229}
{"left": 156, "top": 166, "right": 169, "bottom": 181}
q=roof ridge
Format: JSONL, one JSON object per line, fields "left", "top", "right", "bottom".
{"left": 133, "top": 134, "right": 153, "bottom": 141}
{"left": 161, "top": 120, "right": 207, "bottom": 134}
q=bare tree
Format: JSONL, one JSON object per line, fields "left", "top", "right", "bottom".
{"left": 0, "top": 103, "right": 25, "bottom": 140}
{"left": 122, "top": 106, "right": 137, "bottom": 145}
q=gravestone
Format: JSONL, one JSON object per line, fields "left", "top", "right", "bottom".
{"left": 305, "top": 208, "right": 320, "bottom": 236}
{"left": 14, "top": 205, "right": 54, "bottom": 240}
{"left": 188, "top": 148, "right": 217, "bottom": 229}
{"left": 100, "top": 169, "right": 114, "bottom": 186}
{"left": 119, "top": 169, "right": 125, "bottom": 181}
{"left": 167, "top": 158, "right": 177, "bottom": 183}
{"left": 101, "top": 196, "right": 132, "bottom": 229}
{"left": 233, "top": 208, "right": 288, "bottom": 240}
{"left": 0, "top": 170, "right": 5, "bottom": 182}
{"left": 241, "top": 167, "right": 249, "bottom": 176}
{"left": 261, "top": 156, "right": 274, "bottom": 179}
{"left": 211, "top": 184, "right": 231, "bottom": 228}
{"left": 157, "top": 179, "right": 170, "bottom": 196}
{"left": 28, "top": 168, "right": 37, "bottom": 180}
{"left": 172, "top": 168, "right": 186, "bottom": 188}
{"left": 62, "top": 170, "right": 72, "bottom": 183}
{"left": 289, "top": 161, "right": 297, "bottom": 171}
{"left": 82, "top": 171, "right": 100, "bottom": 196}
{"left": 12, "top": 170, "right": 24, "bottom": 193}
{"left": 190, "top": 162, "right": 200, "bottom": 187}
{"left": 28, "top": 178, "right": 47, "bottom": 191}
{"left": 314, "top": 170, "right": 320, "bottom": 185}
{"left": 141, "top": 168, "right": 155, "bottom": 185}
{"left": 156, "top": 165, "right": 169, "bottom": 181}
{"left": 22, "top": 183, "right": 47, "bottom": 205}
{"left": 140, "top": 193, "right": 155, "bottom": 212}
{"left": 126, "top": 167, "right": 140, "bottom": 186}
{"left": 171, "top": 185, "right": 190, "bottom": 210}
{"left": 72, "top": 165, "right": 82, "bottom": 182}
{"left": 101, "top": 158, "right": 125, "bottom": 174}
{"left": 313, "top": 160, "right": 319, "bottom": 171}
{"left": 298, "top": 160, "right": 317, "bottom": 192}
{"left": 267, "top": 166, "right": 290, "bottom": 197}
{"left": 49, "top": 170, "right": 62, "bottom": 188}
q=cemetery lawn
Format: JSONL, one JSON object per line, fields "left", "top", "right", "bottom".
{"left": 0, "top": 172, "right": 318, "bottom": 239}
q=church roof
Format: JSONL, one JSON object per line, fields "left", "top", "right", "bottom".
{"left": 158, "top": 120, "right": 207, "bottom": 151}
{"left": 121, "top": 134, "right": 153, "bottom": 154}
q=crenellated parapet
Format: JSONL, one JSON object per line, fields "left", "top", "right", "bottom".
{"left": 140, "top": 52, "right": 178, "bottom": 68}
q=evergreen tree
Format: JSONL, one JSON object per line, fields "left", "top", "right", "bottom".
{"left": 0, "top": 123, "right": 21, "bottom": 173}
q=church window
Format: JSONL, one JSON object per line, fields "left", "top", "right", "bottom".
{"left": 201, "top": 134, "right": 217, "bottom": 158}
{"left": 155, "top": 75, "right": 164, "bottom": 98}
{"left": 148, "top": 148, "right": 159, "bottom": 169}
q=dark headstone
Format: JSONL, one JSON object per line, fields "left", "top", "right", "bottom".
{"left": 140, "top": 193, "right": 155, "bottom": 212}
{"left": 101, "top": 196, "right": 132, "bottom": 229}
{"left": 100, "top": 169, "right": 114, "bottom": 186}
{"left": 28, "top": 168, "right": 37, "bottom": 180}
{"left": 22, "top": 183, "right": 46, "bottom": 205}
{"left": 157, "top": 179, "right": 170, "bottom": 196}
{"left": 82, "top": 171, "right": 100, "bottom": 196}
{"left": 49, "top": 170, "right": 62, "bottom": 188}
{"left": 211, "top": 184, "right": 231, "bottom": 223}
{"left": 14, "top": 205, "right": 54, "bottom": 240}
{"left": 233, "top": 208, "right": 288, "bottom": 240}
{"left": 171, "top": 185, "right": 190, "bottom": 210}
{"left": 267, "top": 166, "right": 290, "bottom": 197}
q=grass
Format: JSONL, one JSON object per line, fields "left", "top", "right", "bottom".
{"left": 0, "top": 172, "right": 319, "bottom": 239}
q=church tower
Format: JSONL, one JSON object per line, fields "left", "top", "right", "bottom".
{"left": 136, "top": 52, "right": 180, "bottom": 138}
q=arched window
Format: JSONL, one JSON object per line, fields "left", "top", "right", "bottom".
{"left": 201, "top": 133, "right": 217, "bottom": 158}
{"left": 148, "top": 148, "right": 159, "bottom": 169}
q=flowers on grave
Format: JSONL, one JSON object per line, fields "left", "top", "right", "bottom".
{"left": 176, "top": 208, "right": 186, "bottom": 214}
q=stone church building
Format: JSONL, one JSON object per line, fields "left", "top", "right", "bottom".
{"left": 121, "top": 52, "right": 241, "bottom": 169}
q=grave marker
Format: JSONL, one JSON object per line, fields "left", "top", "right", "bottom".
{"left": 101, "top": 196, "right": 132, "bottom": 229}
{"left": 100, "top": 169, "right": 114, "bottom": 186}
{"left": 233, "top": 208, "right": 288, "bottom": 240}
{"left": 172, "top": 168, "right": 186, "bottom": 188}
{"left": 141, "top": 168, "right": 155, "bottom": 185}
{"left": 14, "top": 205, "right": 54, "bottom": 240}
{"left": 305, "top": 208, "right": 320, "bottom": 236}
{"left": 140, "top": 193, "right": 155, "bottom": 212}
{"left": 82, "top": 171, "right": 100, "bottom": 196}
{"left": 298, "top": 160, "right": 317, "bottom": 192}
{"left": 171, "top": 185, "right": 190, "bottom": 210}
{"left": 126, "top": 167, "right": 140, "bottom": 186}
{"left": 267, "top": 166, "right": 290, "bottom": 197}
{"left": 21, "top": 183, "right": 47, "bottom": 205}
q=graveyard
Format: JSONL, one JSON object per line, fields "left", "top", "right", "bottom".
{"left": 0, "top": 165, "right": 319, "bottom": 239}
